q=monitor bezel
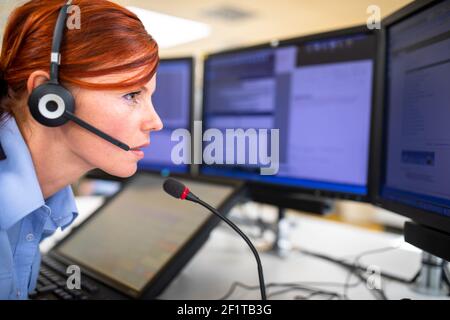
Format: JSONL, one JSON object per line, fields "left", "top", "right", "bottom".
{"left": 138, "top": 56, "right": 195, "bottom": 174}
{"left": 371, "top": 0, "right": 450, "bottom": 234}
{"left": 199, "top": 25, "right": 380, "bottom": 203}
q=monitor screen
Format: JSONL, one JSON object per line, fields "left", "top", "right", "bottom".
{"left": 201, "top": 29, "right": 376, "bottom": 197}
{"left": 55, "top": 174, "right": 235, "bottom": 297}
{"left": 380, "top": 0, "right": 450, "bottom": 218}
{"left": 138, "top": 58, "right": 192, "bottom": 173}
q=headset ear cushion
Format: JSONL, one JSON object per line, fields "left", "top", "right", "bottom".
{"left": 28, "top": 83, "right": 75, "bottom": 127}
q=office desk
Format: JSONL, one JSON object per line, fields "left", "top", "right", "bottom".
{"left": 159, "top": 209, "right": 441, "bottom": 300}
{"left": 40, "top": 197, "right": 448, "bottom": 300}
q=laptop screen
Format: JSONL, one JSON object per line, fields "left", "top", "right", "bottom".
{"left": 55, "top": 174, "right": 235, "bottom": 297}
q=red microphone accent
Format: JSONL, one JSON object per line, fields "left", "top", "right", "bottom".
{"left": 180, "top": 187, "right": 190, "bottom": 200}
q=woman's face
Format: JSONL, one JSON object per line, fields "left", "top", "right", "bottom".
{"left": 61, "top": 73, "right": 163, "bottom": 178}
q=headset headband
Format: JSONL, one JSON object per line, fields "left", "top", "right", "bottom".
{"left": 50, "top": 1, "right": 72, "bottom": 84}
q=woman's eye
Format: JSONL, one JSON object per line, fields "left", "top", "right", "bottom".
{"left": 123, "top": 91, "right": 142, "bottom": 104}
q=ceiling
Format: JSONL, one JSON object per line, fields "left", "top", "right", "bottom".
{"left": 1, "top": 0, "right": 413, "bottom": 58}
{"left": 115, "top": 0, "right": 413, "bottom": 57}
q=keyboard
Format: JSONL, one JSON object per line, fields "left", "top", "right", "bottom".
{"left": 30, "top": 256, "right": 99, "bottom": 300}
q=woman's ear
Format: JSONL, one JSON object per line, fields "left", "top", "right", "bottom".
{"left": 27, "top": 71, "right": 51, "bottom": 94}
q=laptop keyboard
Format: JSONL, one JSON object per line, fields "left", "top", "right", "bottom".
{"left": 29, "top": 256, "right": 99, "bottom": 300}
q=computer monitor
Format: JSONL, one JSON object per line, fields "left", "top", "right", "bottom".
{"left": 138, "top": 57, "right": 193, "bottom": 174}
{"left": 373, "top": 0, "right": 450, "bottom": 239}
{"left": 200, "top": 26, "right": 378, "bottom": 201}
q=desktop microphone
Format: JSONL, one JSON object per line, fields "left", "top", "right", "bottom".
{"left": 163, "top": 178, "right": 267, "bottom": 300}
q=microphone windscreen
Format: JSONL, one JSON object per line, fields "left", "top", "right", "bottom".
{"left": 163, "top": 178, "right": 186, "bottom": 199}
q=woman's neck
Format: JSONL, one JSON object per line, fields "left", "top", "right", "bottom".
{"left": 19, "top": 120, "right": 93, "bottom": 199}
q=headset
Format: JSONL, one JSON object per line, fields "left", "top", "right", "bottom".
{"left": 27, "top": 1, "right": 130, "bottom": 151}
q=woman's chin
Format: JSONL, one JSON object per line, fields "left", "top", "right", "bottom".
{"left": 102, "top": 164, "right": 138, "bottom": 178}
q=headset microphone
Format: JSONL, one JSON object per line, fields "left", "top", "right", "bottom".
{"left": 27, "top": 1, "right": 130, "bottom": 151}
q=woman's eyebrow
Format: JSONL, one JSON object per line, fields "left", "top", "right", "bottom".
{"left": 130, "top": 84, "right": 155, "bottom": 94}
{"left": 140, "top": 86, "right": 155, "bottom": 94}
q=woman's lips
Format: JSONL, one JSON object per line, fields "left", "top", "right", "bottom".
{"left": 131, "top": 142, "right": 150, "bottom": 150}
{"left": 130, "top": 142, "right": 149, "bottom": 159}
{"left": 131, "top": 149, "right": 145, "bottom": 159}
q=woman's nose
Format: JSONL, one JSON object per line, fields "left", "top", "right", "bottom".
{"left": 141, "top": 105, "right": 163, "bottom": 132}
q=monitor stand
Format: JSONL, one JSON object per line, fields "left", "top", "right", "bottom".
{"left": 266, "top": 206, "right": 289, "bottom": 257}
{"left": 411, "top": 252, "right": 449, "bottom": 297}
{"left": 243, "top": 183, "right": 335, "bottom": 257}
{"left": 244, "top": 183, "right": 335, "bottom": 215}
{"left": 404, "top": 221, "right": 450, "bottom": 297}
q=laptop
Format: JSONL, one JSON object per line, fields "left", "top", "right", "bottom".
{"left": 31, "top": 173, "right": 243, "bottom": 300}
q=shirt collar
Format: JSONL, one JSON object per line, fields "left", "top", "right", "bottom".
{"left": 0, "top": 115, "right": 78, "bottom": 230}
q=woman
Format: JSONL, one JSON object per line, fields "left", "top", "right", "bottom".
{"left": 0, "top": 0, "right": 163, "bottom": 299}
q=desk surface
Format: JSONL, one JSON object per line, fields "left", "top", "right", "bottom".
{"left": 159, "top": 209, "right": 434, "bottom": 300}
{"left": 41, "top": 196, "right": 448, "bottom": 300}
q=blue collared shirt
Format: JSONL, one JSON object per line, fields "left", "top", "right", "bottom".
{"left": 0, "top": 115, "right": 78, "bottom": 300}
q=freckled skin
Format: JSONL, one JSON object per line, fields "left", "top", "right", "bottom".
{"left": 61, "top": 74, "right": 163, "bottom": 177}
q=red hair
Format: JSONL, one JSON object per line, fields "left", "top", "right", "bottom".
{"left": 0, "top": 0, "right": 159, "bottom": 122}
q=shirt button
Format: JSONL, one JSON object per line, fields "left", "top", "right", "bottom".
{"left": 16, "top": 290, "right": 21, "bottom": 298}
{"left": 26, "top": 233, "right": 35, "bottom": 242}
